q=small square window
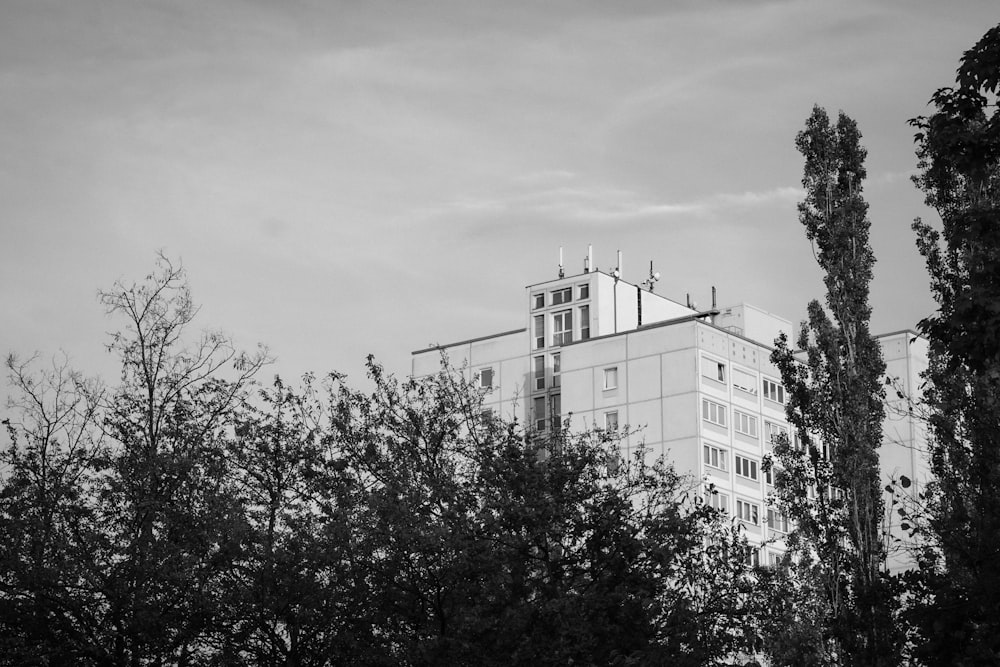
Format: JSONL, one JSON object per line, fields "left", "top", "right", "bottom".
{"left": 605, "top": 410, "right": 619, "bottom": 431}
{"left": 479, "top": 367, "right": 494, "bottom": 388}
{"left": 579, "top": 284, "right": 589, "bottom": 300}
{"left": 533, "top": 293, "right": 545, "bottom": 310}
{"left": 604, "top": 367, "right": 618, "bottom": 390}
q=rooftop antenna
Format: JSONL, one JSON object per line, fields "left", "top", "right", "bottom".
{"left": 612, "top": 250, "right": 622, "bottom": 280}
{"left": 558, "top": 246, "right": 564, "bottom": 278}
{"left": 642, "top": 260, "right": 661, "bottom": 292}
{"left": 584, "top": 244, "right": 592, "bottom": 273}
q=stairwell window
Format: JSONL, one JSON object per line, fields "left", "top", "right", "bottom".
{"left": 579, "top": 305, "right": 590, "bottom": 340}
{"left": 533, "top": 355, "right": 545, "bottom": 391}
{"left": 533, "top": 396, "right": 546, "bottom": 431}
{"left": 479, "top": 367, "right": 494, "bottom": 389}
{"left": 534, "top": 315, "right": 545, "bottom": 350}
{"left": 552, "top": 352, "right": 561, "bottom": 388}
{"left": 552, "top": 287, "right": 572, "bottom": 305}
{"left": 553, "top": 310, "right": 573, "bottom": 346}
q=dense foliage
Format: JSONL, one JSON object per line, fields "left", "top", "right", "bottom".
{"left": 905, "top": 23, "right": 1000, "bottom": 665}
{"left": 1, "top": 257, "right": 758, "bottom": 665}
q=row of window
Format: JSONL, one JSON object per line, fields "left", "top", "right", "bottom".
{"left": 703, "top": 444, "right": 771, "bottom": 484}
{"left": 702, "top": 399, "right": 795, "bottom": 446}
{"left": 704, "top": 488, "right": 789, "bottom": 532}
{"left": 700, "top": 356, "right": 786, "bottom": 404}
{"left": 532, "top": 397, "right": 618, "bottom": 433}
{"left": 533, "top": 284, "right": 589, "bottom": 310}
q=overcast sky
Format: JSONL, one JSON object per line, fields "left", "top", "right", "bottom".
{"left": 2, "top": 1, "right": 997, "bottom": 389}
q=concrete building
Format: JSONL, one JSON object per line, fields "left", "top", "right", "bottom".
{"left": 411, "top": 252, "right": 928, "bottom": 564}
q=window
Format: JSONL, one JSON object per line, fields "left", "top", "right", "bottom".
{"left": 702, "top": 399, "right": 726, "bottom": 427}
{"left": 480, "top": 408, "right": 494, "bottom": 422}
{"left": 552, "top": 352, "right": 561, "bottom": 388}
{"left": 733, "top": 367, "right": 757, "bottom": 394}
{"left": 534, "top": 315, "right": 545, "bottom": 350}
{"left": 551, "top": 287, "right": 572, "bottom": 305}
{"left": 764, "top": 461, "right": 773, "bottom": 486}
{"left": 604, "top": 367, "right": 618, "bottom": 390}
{"left": 579, "top": 305, "right": 590, "bottom": 340}
{"left": 734, "top": 410, "right": 758, "bottom": 438}
{"left": 702, "top": 357, "right": 726, "bottom": 383}
{"left": 533, "top": 355, "right": 545, "bottom": 391}
{"left": 579, "top": 283, "right": 589, "bottom": 299}
{"left": 763, "top": 378, "right": 785, "bottom": 404}
{"left": 704, "top": 443, "right": 728, "bottom": 471}
{"left": 604, "top": 410, "right": 619, "bottom": 431}
{"left": 767, "top": 509, "right": 790, "bottom": 534}
{"left": 553, "top": 310, "right": 573, "bottom": 346}
{"left": 736, "top": 499, "right": 760, "bottom": 525}
{"left": 479, "top": 367, "right": 493, "bottom": 389}
{"left": 746, "top": 548, "right": 760, "bottom": 568}
{"left": 735, "top": 455, "right": 759, "bottom": 481}
{"left": 705, "top": 488, "right": 729, "bottom": 512}
{"left": 551, "top": 394, "right": 561, "bottom": 429}
{"left": 533, "top": 396, "right": 546, "bottom": 431}
{"left": 532, "top": 293, "right": 545, "bottom": 310}
{"left": 765, "top": 421, "right": 788, "bottom": 446}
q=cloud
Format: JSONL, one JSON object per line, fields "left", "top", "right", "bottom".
{"left": 419, "top": 178, "right": 803, "bottom": 225}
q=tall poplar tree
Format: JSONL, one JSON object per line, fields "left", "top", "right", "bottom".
{"left": 906, "top": 23, "right": 1000, "bottom": 664}
{"left": 766, "top": 106, "right": 899, "bottom": 665}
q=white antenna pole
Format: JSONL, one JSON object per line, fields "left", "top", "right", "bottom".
{"left": 558, "top": 246, "right": 564, "bottom": 278}
{"left": 588, "top": 244, "right": 593, "bottom": 273}
{"left": 617, "top": 250, "right": 623, "bottom": 276}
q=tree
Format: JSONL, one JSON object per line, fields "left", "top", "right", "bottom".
{"left": 93, "top": 253, "right": 268, "bottom": 663}
{"left": 765, "top": 106, "right": 901, "bottom": 665}
{"left": 328, "top": 357, "right": 760, "bottom": 666}
{"left": 905, "top": 23, "right": 1000, "bottom": 665}
{"left": 0, "top": 354, "right": 107, "bottom": 664}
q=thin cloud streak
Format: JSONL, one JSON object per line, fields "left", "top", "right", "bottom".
{"left": 423, "top": 183, "right": 804, "bottom": 224}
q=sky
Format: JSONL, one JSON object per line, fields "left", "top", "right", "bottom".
{"left": 2, "top": 1, "right": 998, "bottom": 391}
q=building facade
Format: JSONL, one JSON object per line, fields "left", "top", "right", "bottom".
{"left": 411, "top": 260, "right": 928, "bottom": 564}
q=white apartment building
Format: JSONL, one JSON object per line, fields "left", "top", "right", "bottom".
{"left": 411, "top": 254, "right": 928, "bottom": 564}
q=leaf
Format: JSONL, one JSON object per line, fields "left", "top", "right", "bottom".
{"left": 899, "top": 475, "right": 911, "bottom": 489}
